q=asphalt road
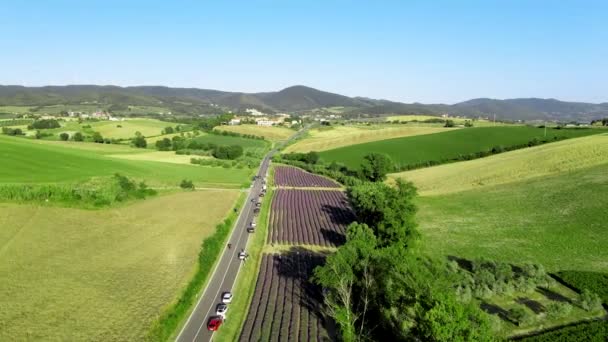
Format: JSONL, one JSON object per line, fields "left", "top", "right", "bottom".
{"left": 176, "top": 128, "right": 307, "bottom": 342}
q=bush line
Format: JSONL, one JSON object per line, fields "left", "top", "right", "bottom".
{"left": 147, "top": 193, "right": 245, "bottom": 341}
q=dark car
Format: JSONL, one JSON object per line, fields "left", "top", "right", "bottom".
{"left": 207, "top": 316, "right": 223, "bottom": 331}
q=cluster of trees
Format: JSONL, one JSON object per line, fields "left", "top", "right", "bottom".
{"left": 450, "top": 259, "right": 555, "bottom": 302}
{"left": 28, "top": 119, "right": 60, "bottom": 129}
{"left": 313, "top": 179, "right": 494, "bottom": 341}
{"left": 591, "top": 118, "right": 608, "bottom": 126}
{"left": 519, "top": 320, "right": 608, "bottom": 341}
{"left": 113, "top": 173, "right": 156, "bottom": 201}
{"left": 179, "top": 179, "right": 195, "bottom": 190}
{"left": 211, "top": 129, "right": 265, "bottom": 140}
{"left": 1, "top": 127, "right": 24, "bottom": 136}
{"left": 132, "top": 133, "right": 147, "bottom": 148}
{"left": 212, "top": 145, "right": 243, "bottom": 159}
{"left": 281, "top": 151, "right": 320, "bottom": 165}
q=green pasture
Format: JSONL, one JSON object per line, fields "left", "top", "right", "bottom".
{"left": 0, "top": 190, "right": 240, "bottom": 341}
{"left": 0, "top": 135, "right": 251, "bottom": 187}
{"left": 416, "top": 161, "right": 608, "bottom": 273}
{"left": 318, "top": 126, "right": 604, "bottom": 170}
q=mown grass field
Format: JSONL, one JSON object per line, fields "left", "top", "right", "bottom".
{"left": 0, "top": 135, "right": 251, "bottom": 187}
{"left": 318, "top": 126, "right": 603, "bottom": 169}
{"left": 87, "top": 118, "right": 171, "bottom": 139}
{"left": 284, "top": 124, "right": 451, "bottom": 153}
{"left": 214, "top": 124, "right": 295, "bottom": 142}
{"left": 385, "top": 114, "right": 500, "bottom": 126}
{"left": 403, "top": 135, "right": 608, "bottom": 273}
{"left": 0, "top": 190, "right": 240, "bottom": 341}
{"left": 390, "top": 134, "right": 608, "bottom": 195}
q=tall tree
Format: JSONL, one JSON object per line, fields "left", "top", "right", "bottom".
{"left": 360, "top": 153, "right": 394, "bottom": 182}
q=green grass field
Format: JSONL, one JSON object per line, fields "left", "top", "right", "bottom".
{"left": 0, "top": 135, "right": 251, "bottom": 187}
{"left": 404, "top": 135, "right": 608, "bottom": 273}
{"left": 0, "top": 190, "right": 240, "bottom": 341}
{"left": 318, "top": 126, "right": 604, "bottom": 169}
{"left": 284, "top": 124, "right": 451, "bottom": 153}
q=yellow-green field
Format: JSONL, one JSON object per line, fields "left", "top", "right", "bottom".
{"left": 385, "top": 114, "right": 502, "bottom": 127}
{"left": 107, "top": 151, "right": 201, "bottom": 164}
{"left": 0, "top": 190, "right": 239, "bottom": 341}
{"left": 88, "top": 118, "right": 171, "bottom": 139}
{"left": 214, "top": 124, "right": 294, "bottom": 142}
{"left": 393, "top": 135, "right": 608, "bottom": 273}
{"left": 284, "top": 125, "right": 451, "bottom": 153}
{"left": 390, "top": 134, "right": 608, "bottom": 196}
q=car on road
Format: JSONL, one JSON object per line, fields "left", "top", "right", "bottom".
{"left": 238, "top": 251, "right": 248, "bottom": 260}
{"left": 221, "top": 292, "right": 233, "bottom": 303}
{"left": 207, "top": 316, "right": 223, "bottom": 331}
{"left": 216, "top": 303, "right": 228, "bottom": 317}
{"left": 259, "top": 192, "right": 265, "bottom": 197}
{"left": 247, "top": 226, "right": 255, "bottom": 233}
{"left": 250, "top": 221, "right": 257, "bottom": 228}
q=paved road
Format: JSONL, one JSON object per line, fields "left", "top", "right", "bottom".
{"left": 176, "top": 128, "right": 307, "bottom": 342}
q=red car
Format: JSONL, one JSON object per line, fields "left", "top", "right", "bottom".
{"left": 207, "top": 316, "right": 223, "bottom": 331}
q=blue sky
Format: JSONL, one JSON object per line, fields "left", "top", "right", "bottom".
{"left": 1, "top": 0, "right": 607, "bottom": 103}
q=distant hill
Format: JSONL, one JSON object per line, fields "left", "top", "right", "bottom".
{"left": 0, "top": 84, "right": 606, "bottom": 122}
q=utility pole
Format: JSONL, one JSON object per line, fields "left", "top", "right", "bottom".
{"left": 544, "top": 121, "right": 547, "bottom": 138}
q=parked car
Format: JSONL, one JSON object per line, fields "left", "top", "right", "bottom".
{"left": 207, "top": 316, "right": 223, "bottom": 331}
{"left": 221, "top": 292, "right": 233, "bottom": 303}
{"left": 216, "top": 303, "right": 228, "bottom": 317}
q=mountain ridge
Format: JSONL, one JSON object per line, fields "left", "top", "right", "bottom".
{"left": 0, "top": 84, "right": 606, "bottom": 121}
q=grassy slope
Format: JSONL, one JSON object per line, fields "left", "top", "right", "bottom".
{"left": 0, "top": 135, "right": 250, "bottom": 187}
{"left": 0, "top": 190, "right": 239, "bottom": 341}
{"left": 284, "top": 124, "right": 451, "bottom": 153}
{"left": 319, "top": 126, "right": 603, "bottom": 169}
{"left": 390, "top": 134, "right": 608, "bottom": 195}
{"left": 88, "top": 118, "right": 171, "bottom": 139}
{"left": 415, "top": 158, "right": 608, "bottom": 273}
{"left": 214, "top": 125, "right": 294, "bottom": 142}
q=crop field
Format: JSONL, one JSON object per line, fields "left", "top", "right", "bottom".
{"left": 274, "top": 166, "right": 340, "bottom": 188}
{"left": 239, "top": 251, "right": 332, "bottom": 342}
{"left": 0, "top": 135, "right": 250, "bottom": 187}
{"left": 82, "top": 118, "right": 172, "bottom": 139}
{"left": 390, "top": 134, "right": 608, "bottom": 195}
{"left": 0, "top": 190, "right": 240, "bottom": 341}
{"left": 214, "top": 124, "right": 295, "bottom": 141}
{"left": 414, "top": 156, "right": 608, "bottom": 273}
{"left": 269, "top": 189, "right": 354, "bottom": 247}
{"left": 318, "top": 126, "right": 604, "bottom": 169}
{"left": 192, "top": 133, "right": 269, "bottom": 153}
{"left": 284, "top": 124, "right": 449, "bottom": 153}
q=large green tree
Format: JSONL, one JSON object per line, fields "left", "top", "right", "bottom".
{"left": 347, "top": 179, "right": 418, "bottom": 247}
{"left": 360, "top": 153, "right": 394, "bottom": 182}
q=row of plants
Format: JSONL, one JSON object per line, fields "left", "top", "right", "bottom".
{"left": 0, "top": 174, "right": 156, "bottom": 208}
{"left": 516, "top": 320, "right": 608, "bottom": 341}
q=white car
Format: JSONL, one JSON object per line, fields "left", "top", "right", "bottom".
{"left": 250, "top": 221, "right": 257, "bottom": 228}
{"left": 221, "top": 292, "right": 233, "bottom": 303}
{"left": 238, "top": 251, "right": 248, "bottom": 260}
{"left": 216, "top": 303, "right": 228, "bottom": 317}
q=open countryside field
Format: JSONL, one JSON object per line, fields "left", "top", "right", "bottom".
{"left": 390, "top": 134, "right": 608, "bottom": 195}
{"left": 385, "top": 114, "right": 500, "bottom": 126}
{"left": 284, "top": 125, "right": 451, "bottom": 153}
{"left": 0, "top": 190, "right": 239, "bottom": 341}
{"left": 192, "top": 133, "right": 269, "bottom": 149}
{"left": 214, "top": 124, "right": 295, "bottom": 142}
{"left": 0, "top": 135, "right": 250, "bottom": 187}
{"left": 88, "top": 118, "right": 172, "bottom": 139}
{"left": 319, "top": 126, "right": 604, "bottom": 169}
{"left": 401, "top": 137, "right": 608, "bottom": 273}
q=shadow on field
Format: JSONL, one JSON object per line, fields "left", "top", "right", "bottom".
{"left": 536, "top": 287, "right": 572, "bottom": 303}
{"left": 516, "top": 297, "right": 545, "bottom": 314}
{"left": 274, "top": 247, "right": 328, "bottom": 318}
{"left": 320, "top": 228, "right": 346, "bottom": 246}
{"left": 480, "top": 301, "right": 518, "bottom": 325}
{"left": 320, "top": 202, "right": 356, "bottom": 227}
{"left": 447, "top": 255, "right": 474, "bottom": 272}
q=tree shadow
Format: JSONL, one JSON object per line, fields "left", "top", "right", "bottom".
{"left": 480, "top": 301, "right": 518, "bottom": 325}
{"left": 447, "top": 255, "right": 473, "bottom": 272}
{"left": 536, "top": 287, "right": 572, "bottom": 303}
{"left": 320, "top": 228, "right": 346, "bottom": 246}
{"left": 320, "top": 202, "right": 356, "bottom": 227}
{"left": 516, "top": 297, "right": 545, "bottom": 314}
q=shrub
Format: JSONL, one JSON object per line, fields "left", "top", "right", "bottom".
{"left": 59, "top": 132, "right": 69, "bottom": 141}
{"left": 73, "top": 132, "right": 84, "bottom": 141}
{"left": 579, "top": 289, "right": 603, "bottom": 312}
{"left": 212, "top": 145, "right": 243, "bottom": 159}
{"left": 444, "top": 119, "right": 456, "bottom": 127}
{"left": 132, "top": 135, "right": 147, "bottom": 148}
{"left": 545, "top": 302, "right": 572, "bottom": 320}
{"left": 517, "top": 320, "right": 608, "bottom": 341}
{"left": 509, "top": 306, "right": 534, "bottom": 326}
{"left": 92, "top": 132, "right": 104, "bottom": 143}
{"left": 1, "top": 127, "right": 24, "bottom": 136}
{"left": 180, "top": 179, "right": 195, "bottom": 190}
{"left": 28, "top": 119, "right": 60, "bottom": 129}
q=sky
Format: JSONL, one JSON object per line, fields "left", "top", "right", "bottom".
{"left": 1, "top": 0, "right": 607, "bottom": 104}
